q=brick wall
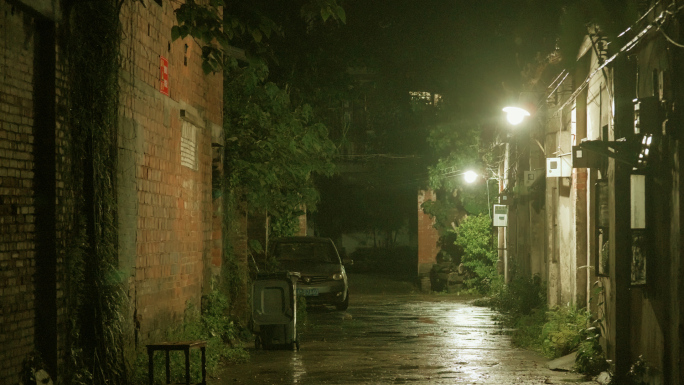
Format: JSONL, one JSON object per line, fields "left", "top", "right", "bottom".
{"left": 0, "top": 4, "right": 38, "bottom": 382}
{"left": 118, "top": 0, "right": 222, "bottom": 341}
{"left": 417, "top": 189, "right": 439, "bottom": 277}
{"left": 1, "top": 0, "right": 223, "bottom": 380}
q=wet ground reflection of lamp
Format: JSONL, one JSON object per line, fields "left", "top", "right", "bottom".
{"left": 502, "top": 106, "right": 531, "bottom": 126}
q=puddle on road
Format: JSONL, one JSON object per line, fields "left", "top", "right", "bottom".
{"left": 290, "top": 353, "right": 305, "bottom": 384}
{"left": 417, "top": 333, "right": 436, "bottom": 337}
{"left": 366, "top": 330, "right": 402, "bottom": 335}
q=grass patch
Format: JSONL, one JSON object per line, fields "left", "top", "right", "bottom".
{"left": 487, "top": 275, "right": 606, "bottom": 365}
{"left": 132, "top": 290, "right": 249, "bottom": 384}
{"left": 540, "top": 305, "right": 590, "bottom": 358}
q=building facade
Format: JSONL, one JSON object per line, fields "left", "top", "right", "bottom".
{"left": 504, "top": 3, "right": 684, "bottom": 383}
{"left": 0, "top": 0, "right": 223, "bottom": 381}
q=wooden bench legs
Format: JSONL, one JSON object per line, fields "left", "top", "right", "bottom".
{"left": 146, "top": 341, "right": 207, "bottom": 385}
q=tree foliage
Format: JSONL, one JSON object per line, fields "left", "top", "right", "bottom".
{"left": 422, "top": 110, "right": 498, "bottom": 232}
{"left": 171, "top": 1, "right": 346, "bottom": 237}
{"left": 172, "top": 0, "right": 346, "bottom": 74}
{"left": 223, "top": 60, "right": 336, "bottom": 234}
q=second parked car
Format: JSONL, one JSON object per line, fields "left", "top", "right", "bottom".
{"left": 268, "top": 237, "right": 350, "bottom": 311}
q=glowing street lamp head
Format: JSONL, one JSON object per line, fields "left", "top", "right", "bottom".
{"left": 502, "top": 106, "right": 531, "bottom": 125}
{"left": 464, "top": 170, "right": 479, "bottom": 184}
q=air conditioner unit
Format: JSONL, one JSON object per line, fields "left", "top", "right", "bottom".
{"left": 493, "top": 205, "right": 508, "bottom": 227}
{"left": 547, "top": 156, "right": 572, "bottom": 177}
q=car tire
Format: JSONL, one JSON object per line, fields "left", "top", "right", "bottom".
{"left": 335, "top": 290, "right": 349, "bottom": 311}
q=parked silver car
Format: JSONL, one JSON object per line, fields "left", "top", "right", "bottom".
{"left": 268, "top": 237, "right": 350, "bottom": 311}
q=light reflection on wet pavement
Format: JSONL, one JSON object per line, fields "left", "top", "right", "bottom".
{"left": 216, "top": 277, "right": 596, "bottom": 385}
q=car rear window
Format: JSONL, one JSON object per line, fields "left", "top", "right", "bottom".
{"left": 273, "top": 242, "right": 339, "bottom": 263}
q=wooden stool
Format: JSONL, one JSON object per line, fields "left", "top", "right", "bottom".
{"left": 146, "top": 340, "right": 207, "bottom": 385}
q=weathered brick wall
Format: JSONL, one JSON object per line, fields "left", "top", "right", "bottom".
{"left": 1, "top": 3, "right": 72, "bottom": 381}
{"left": 0, "top": 4, "right": 37, "bottom": 381}
{"left": 53, "top": 28, "right": 71, "bottom": 385}
{"left": 417, "top": 190, "right": 439, "bottom": 278}
{"left": 118, "top": 0, "right": 222, "bottom": 341}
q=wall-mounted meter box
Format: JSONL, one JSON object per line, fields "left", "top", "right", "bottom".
{"left": 524, "top": 170, "right": 541, "bottom": 187}
{"left": 546, "top": 156, "right": 572, "bottom": 177}
{"left": 493, "top": 204, "right": 508, "bottom": 227}
{"left": 572, "top": 145, "right": 602, "bottom": 169}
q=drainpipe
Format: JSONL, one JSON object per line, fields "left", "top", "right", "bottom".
{"left": 575, "top": 72, "right": 589, "bottom": 309}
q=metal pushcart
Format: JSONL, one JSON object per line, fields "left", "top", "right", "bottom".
{"left": 251, "top": 272, "right": 300, "bottom": 350}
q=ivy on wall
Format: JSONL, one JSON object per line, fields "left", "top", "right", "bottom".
{"left": 62, "top": 0, "right": 128, "bottom": 383}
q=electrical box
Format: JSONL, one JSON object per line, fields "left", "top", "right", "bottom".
{"left": 499, "top": 194, "right": 510, "bottom": 205}
{"left": 572, "top": 145, "right": 602, "bottom": 169}
{"left": 493, "top": 205, "right": 508, "bottom": 227}
{"left": 524, "top": 170, "right": 541, "bottom": 187}
{"left": 546, "top": 156, "right": 572, "bottom": 177}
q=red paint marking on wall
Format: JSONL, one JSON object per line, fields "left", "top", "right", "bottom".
{"left": 160, "top": 56, "right": 169, "bottom": 96}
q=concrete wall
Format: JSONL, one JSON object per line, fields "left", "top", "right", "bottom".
{"left": 117, "top": 0, "right": 222, "bottom": 341}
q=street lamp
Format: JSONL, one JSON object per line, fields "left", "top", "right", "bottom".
{"left": 463, "top": 170, "right": 478, "bottom": 184}
{"left": 502, "top": 106, "right": 531, "bottom": 126}
{"left": 464, "top": 170, "right": 498, "bottom": 219}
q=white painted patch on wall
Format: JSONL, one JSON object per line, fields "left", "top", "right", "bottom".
{"left": 181, "top": 121, "right": 197, "bottom": 170}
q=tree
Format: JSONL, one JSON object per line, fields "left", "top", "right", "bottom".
{"left": 171, "top": 1, "right": 348, "bottom": 236}
{"left": 223, "top": 60, "right": 336, "bottom": 236}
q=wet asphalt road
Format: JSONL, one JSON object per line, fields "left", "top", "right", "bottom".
{"left": 215, "top": 274, "right": 597, "bottom": 385}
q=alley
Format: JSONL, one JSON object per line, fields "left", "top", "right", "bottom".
{"left": 216, "top": 275, "right": 596, "bottom": 385}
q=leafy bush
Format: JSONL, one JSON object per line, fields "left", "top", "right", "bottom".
{"left": 575, "top": 321, "right": 609, "bottom": 375}
{"left": 505, "top": 308, "right": 547, "bottom": 352}
{"left": 575, "top": 284, "right": 609, "bottom": 375}
{"left": 486, "top": 273, "right": 547, "bottom": 352}
{"left": 455, "top": 214, "right": 498, "bottom": 293}
{"left": 132, "top": 290, "right": 249, "bottom": 384}
{"left": 541, "top": 305, "right": 589, "bottom": 358}
{"left": 490, "top": 274, "right": 546, "bottom": 317}
{"left": 486, "top": 271, "right": 607, "bottom": 370}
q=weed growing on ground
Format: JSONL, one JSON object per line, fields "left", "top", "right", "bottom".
{"left": 487, "top": 274, "right": 599, "bottom": 361}
{"left": 487, "top": 274, "right": 548, "bottom": 353}
{"left": 490, "top": 274, "right": 545, "bottom": 317}
{"left": 505, "top": 308, "right": 547, "bottom": 353}
{"left": 132, "top": 290, "right": 249, "bottom": 384}
{"left": 575, "top": 320, "right": 609, "bottom": 375}
{"left": 541, "top": 305, "right": 589, "bottom": 358}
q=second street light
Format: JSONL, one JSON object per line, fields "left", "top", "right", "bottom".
{"left": 463, "top": 170, "right": 498, "bottom": 219}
